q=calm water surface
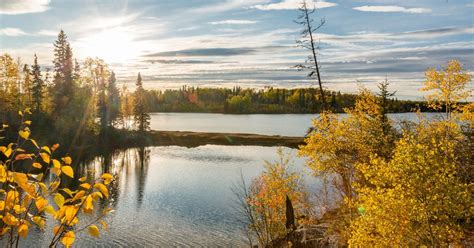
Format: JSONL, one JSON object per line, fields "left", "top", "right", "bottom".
{"left": 149, "top": 112, "right": 442, "bottom": 136}
{"left": 17, "top": 145, "right": 316, "bottom": 247}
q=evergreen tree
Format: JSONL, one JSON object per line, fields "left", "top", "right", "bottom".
{"left": 133, "top": 73, "right": 150, "bottom": 132}
{"left": 52, "top": 30, "right": 75, "bottom": 114}
{"left": 30, "top": 54, "right": 44, "bottom": 112}
{"left": 97, "top": 73, "right": 108, "bottom": 133}
{"left": 22, "top": 64, "right": 32, "bottom": 106}
{"left": 106, "top": 71, "right": 121, "bottom": 126}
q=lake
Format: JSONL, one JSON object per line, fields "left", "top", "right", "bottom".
{"left": 13, "top": 112, "right": 441, "bottom": 247}
{"left": 148, "top": 112, "right": 443, "bottom": 136}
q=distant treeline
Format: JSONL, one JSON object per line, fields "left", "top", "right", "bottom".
{"left": 141, "top": 85, "right": 435, "bottom": 114}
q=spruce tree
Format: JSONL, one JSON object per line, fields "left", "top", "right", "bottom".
{"left": 106, "top": 71, "right": 121, "bottom": 126}
{"left": 30, "top": 54, "right": 44, "bottom": 112}
{"left": 52, "top": 30, "right": 75, "bottom": 114}
{"left": 133, "top": 73, "right": 150, "bottom": 132}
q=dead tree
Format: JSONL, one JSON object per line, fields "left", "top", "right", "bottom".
{"left": 295, "top": 0, "right": 327, "bottom": 110}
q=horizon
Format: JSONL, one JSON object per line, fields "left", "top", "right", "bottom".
{"left": 1, "top": 0, "right": 473, "bottom": 100}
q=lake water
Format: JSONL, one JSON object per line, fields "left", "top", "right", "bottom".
{"left": 13, "top": 112, "right": 441, "bottom": 247}
{"left": 15, "top": 146, "right": 315, "bottom": 247}
{"left": 148, "top": 112, "right": 442, "bottom": 136}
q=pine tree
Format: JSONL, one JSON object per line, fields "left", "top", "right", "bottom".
{"left": 133, "top": 73, "right": 150, "bottom": 132}
{"left": 22, "top": 64, "right": 32, "bottom": 106}
{"left": 97, "top": 74, "right": 108, "bottom": 134}
{"left": 106, "top": 71, "right": 121, "bottom": 126}
{"left": 30, "top": 54, "right": 44, "bottom": 112}
{"left": 52, "top": 30, "right": 75, "bottom": 114}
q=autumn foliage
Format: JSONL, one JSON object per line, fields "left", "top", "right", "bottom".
{"left": 0, "top": 110, "right": 113, "bottom": 247}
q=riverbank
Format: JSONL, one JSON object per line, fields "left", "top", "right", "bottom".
{"left": 124, "top": 130, "right": 304, "bottom": 148}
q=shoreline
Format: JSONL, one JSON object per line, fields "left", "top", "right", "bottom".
{"left": 124, "top": 130, "right": 305, "bottom": 149}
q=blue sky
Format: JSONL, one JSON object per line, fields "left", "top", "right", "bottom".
{"left": 0, "top": 0, "right": 473, "bottom": 99}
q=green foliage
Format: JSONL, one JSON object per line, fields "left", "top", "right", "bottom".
{"left": 133, "top": 73, "right": 150, "bottom": 132}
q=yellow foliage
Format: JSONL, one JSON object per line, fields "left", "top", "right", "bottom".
{"left": 88, "top": 225, "right": 100, "bottom": 237}
{"left": 349, "top": 119, "right": 472, "bottom": 246}
{"left": 421, "top": 60, "right": 472, "bottom": 117}
{"left": 61, "top": 165, "right": 74, "bottom": 178}
{"left": 0, "top": 117, "right": 114, "bottom": 246}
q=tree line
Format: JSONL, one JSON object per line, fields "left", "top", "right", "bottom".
{"left": 141, "top": 85, "right": 436, "bottom": 114}
{"left": 0, "top": 30, "right": 150, "bottom": 150}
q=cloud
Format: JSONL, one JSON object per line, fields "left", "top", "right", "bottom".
{"left": 353, "top": 5, "right": 432, "bottom": 14}
{"left": 143, "top": 48, "right": 257, "bottom": 57}
{"left": 143, "top": 59, "right": 224, "bottom": 64}
{"left": 36, "top": 29, "right": 58, "bottom": 36}
{"left": 209, "top": 19, "right": 258, "bottom": 25}
{"left": 0, "top": 28, "right": 28, "bottom": 36}
{"left": 252, "top": 0, "right": 337, "bottom": 10}
{"left": 0, "top": 0, "right": 50, "bottom": 15}
{"left": 191, "top": 0, "right": 269, "bottom": 13}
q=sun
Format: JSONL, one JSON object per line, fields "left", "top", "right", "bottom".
{"left": 78, "top": 28, "right": 141, "bottom": 63}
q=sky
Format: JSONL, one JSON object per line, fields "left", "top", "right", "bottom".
{"left": 0, "top": 0, "right": 473, "bottom": 99}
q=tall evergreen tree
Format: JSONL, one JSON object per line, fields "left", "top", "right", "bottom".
{"left": 52, "top": 30, "right": 75, "bottom": 114}
{"left": 22, "top": 64, "right": 32, "bottom": 106}
{"left": 97, "top": 74, "right": 108, "bottom": 133}
{"left": 133, "top": 73, "right": 150, "bottom": 132}
{"left": 106, "top": 71, "right": 121, "bottom": 126}
{"left": 30, "top": 54, "right": 44, "bottom": 112}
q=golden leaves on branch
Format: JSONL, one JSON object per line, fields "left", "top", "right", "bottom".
{"left": 0, "top": 116, "right": 114, "bottom": 247}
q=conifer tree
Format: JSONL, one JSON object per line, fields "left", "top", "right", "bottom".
{"left": 106, "top": 71, "right": 121, "bottom": 126}
{"left": 133, "top": 73, "right": 150, "bottom": 132}
{"left": 52, "top": 30, "right": 75, "bottom": 114}
{"left": 30, "top": 54, "right": 44, "bottom": 112}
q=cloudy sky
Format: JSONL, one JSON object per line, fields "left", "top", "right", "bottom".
{"left": 1, "top": 0, "right": 473, "bottom": 99}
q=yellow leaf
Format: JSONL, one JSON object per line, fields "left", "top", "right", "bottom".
{"left": 18, "top": 110, "right": 23, "bottom": 116}
{"left": 53, "top": 226, "right": 62, "bottom": 235}
{"left": 100, "top": 220, "right": 108, "bottom": 231}
{"left": 41, "top": 146, "right": 51, "bottom": 155}
{"left": 54, "top": 193, "right": 65, "bottom": 208}
{"left": 40, "top": 153, "right": 50, "bottom": 164}
{"left": 35, "top": 197, "right": 48, "bottom": 212}
{"left": 0, "top": 200, "right": 4, "bottom": 211}
{"left": 78, "top": 176, "right": 87, "bottom": 182}
{"left": 51, "top": 143, "right": 60, "bottom": 152}
{"left": 30, "top": 139, "right": 39, "bottom": 148}
{"left": 80, "top": 183, "right": 91, "bottom": 189}
{"left": 38, "top": 182, "right": 48, "bottom": 194}
{"left": 88, "top": 225, "right": 100, "bottom": 237}
{"left": 94, "top": 183, "right": 109, "bottom": 199}
{"left": 61, "top": 231, "right": 75, "bottom": 247}
{"left": 19, "top": 130, "right": 30, "bottom": 140}
{"left": 32, "top": 216, "right": 45, "bottom": 229}
{"left": 61, "top": 166, "right": 74, "bottom": 178}
{"left": 1, "top": 146, "right": 12, "bottom": 158}
{"left": 84, "top": 195, "right": 93, "bottom": 213}
{"left": 24, "top": 120, "right": 32, "bottom": 125}
{"left": 0, "top": 166, "right": 6, "bottom": 183}
{"left": 32, "top": 162, "right": 42, "bottom": 169}
{"left": 62, "top": 156, "right": 72, "bottom": 165}
{"left": 18, "top": 223, "right": 28, "bottom": 238}
{"left": 61, "top": 188, "right": 74, "bottom": 196}
{"left": 44, "top": 205, "right": 56, "bottom": 215}
{"left": 101, "top": 173, "right": 113, "bottom": 180}
{"left": 71, "top": 190, "right": 86, "bottom": 202}
{"left": 2, "top": 124, "right": 8, "bottom": 128}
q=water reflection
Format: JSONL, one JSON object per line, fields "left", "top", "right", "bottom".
{"left": 14, "top": 145, "right": 316, "bottom": 247}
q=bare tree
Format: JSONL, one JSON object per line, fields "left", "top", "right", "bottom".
{"left": 295, "top": 0, "right": 327, "bottom": 110}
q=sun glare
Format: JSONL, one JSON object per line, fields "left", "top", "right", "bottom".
{"left": 79, "top": 28, "right": 141, "bottom": 63}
